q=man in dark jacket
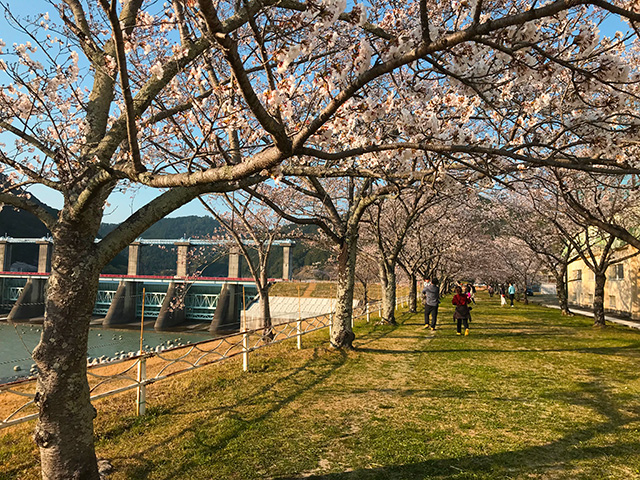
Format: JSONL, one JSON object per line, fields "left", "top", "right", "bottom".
{"left": 422, "top": 277, "right": 440, "bottom": 330}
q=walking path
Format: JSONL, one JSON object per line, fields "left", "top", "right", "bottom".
{"left": 544, "top": 304, "right": 640, "bottom": 330}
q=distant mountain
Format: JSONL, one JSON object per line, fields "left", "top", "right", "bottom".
{"left": 100, "top": 215, "right": 221, "bottom": 239}
{"left": 0, "top": 204, "right": 51, "bottom": 239}
{"left": 0, "top": 186, "right": 57, "bottom": 268}
{"left": 100, "top": 216, "right": 225, "bottom": 276}
{"left": 1, "top": 195, "right": 330, "bottom": 278}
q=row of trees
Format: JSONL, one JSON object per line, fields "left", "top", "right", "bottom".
{"left": 1, "top": 0, "right": 640, "bottom": 477}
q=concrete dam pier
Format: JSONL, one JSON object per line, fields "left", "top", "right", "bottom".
{"left": 0, "top": 237, "right": 295, "bottom": 332}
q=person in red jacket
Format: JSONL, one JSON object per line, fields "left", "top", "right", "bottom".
{"left": 452, "top": 285, "right": 471, "bottom": 336}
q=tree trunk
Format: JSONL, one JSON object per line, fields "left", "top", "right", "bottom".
{"left": 380, "top": 265, "right": 397, "bottom": 324}
{"left": 359, "top": 279, "right": 369, "bottom": 306}
{"left": 257, "top": 280, "right": 273, "bottom": 340}
{"left": 32, "top": 225, "right": 101, "bottom": 480}
{"left": 331, "top": 236, "right": 357, "bottom": 349}
{"left": 408, "top": 273, "right": 417, "bottom": 313}
{"left": 522, "top": 277, "right": 529, "bottom": 305}
{"left": 593, "top": 271, "right": 607, "bottom": 327}
{"left": 555, "top": 270, "right": 572, "bottom": 315}
{"left": 440, "top": 275, "right": 451, "bottom": 295}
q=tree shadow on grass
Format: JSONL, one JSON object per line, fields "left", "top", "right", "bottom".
{"left": 355, "top": 348, "right": 425, "bottom": 355}
{"left": 461, "top": 331, "right": 568, "bottom": 338}
{"left": 425, "top": 344, "right": 640, "bottom": 357}
{"left": 100, "top": 315, "right": 640, "bottom": 479}
{"left": 107, "top": 344, "right": 352, "bottom": 479}
{"left": 477, "top": 323, "right": 574, "bottom": 330}
{"left": 108, "top": 316, "right": 427, "bottom": 477}
{"left": 275, "top": 371, "right": 640, "bottom": 480}
{"left": 273, "top": 441, "right": 640, "bottom": 480}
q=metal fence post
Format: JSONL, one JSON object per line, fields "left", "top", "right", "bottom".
{"left": 242, "top": 286, "right": 249, "bottom": 372}
{"left": 297, "top": 285, "right": 302, "bottom": 350}
{"left": 136, "top": 356, "right": 146, "bottom": 416}
{"left": 242, "top": 329, "right": 249, "bottom": 372}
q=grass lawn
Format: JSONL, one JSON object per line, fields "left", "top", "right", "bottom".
{"left": 2, "top": 293, "right": 640, "bottom": 479}
{"left": 270, "top": 281, "right": 409, "bottom": 301}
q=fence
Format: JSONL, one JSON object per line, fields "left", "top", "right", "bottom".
{"left": 0, "top": 295, "right": 410, "bottom": 430}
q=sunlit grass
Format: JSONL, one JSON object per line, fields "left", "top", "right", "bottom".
{"left": 269, "top": 281, "right": 408, "bottom": 301}
{"left": 2, "top": 293, "right": 640, "bottom": 479}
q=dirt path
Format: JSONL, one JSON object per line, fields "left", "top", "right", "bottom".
{"left": 302, "top": 282, "right": 316, "bottom": 297}
{"left": 286, "top": 313, "right": 437, "bottom": 477}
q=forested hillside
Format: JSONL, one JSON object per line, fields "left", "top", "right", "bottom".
{"left": 0, "top": 188, "right": 56, "bottom": 268}
{"left": 1, "top": 207, "right": 330, "bottom": 278}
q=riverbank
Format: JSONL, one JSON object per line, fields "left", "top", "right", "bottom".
{"left": 0, "top": 281, "right": 403, "bottom": 383}
{"left": 3, "top": 294, "right": 640, "bottom": 479}
{"left": 0, "top": 321, "right": 214, "bottom": 384}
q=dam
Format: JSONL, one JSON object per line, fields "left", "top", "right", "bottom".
{"left": 0, "top": 236, "right": 295, "bottom": 332}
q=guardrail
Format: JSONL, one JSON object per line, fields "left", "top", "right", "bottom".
{"left": 0, "top": 296, "right": 410, "bottom": 430}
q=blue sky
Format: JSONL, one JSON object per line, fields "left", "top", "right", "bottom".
{"left": 0, "top": 0, "right": 212, "bottom": 223}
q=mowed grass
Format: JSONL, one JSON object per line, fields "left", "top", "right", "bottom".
{"left": 2, "top": 293, "right": 640, "bottom": 479}
{"left": 270, "top": 281, "right": 409, "bottom": 301}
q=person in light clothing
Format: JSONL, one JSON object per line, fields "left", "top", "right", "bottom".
{"left": 500, "top": 284, "right": 507, "bottom": 307}
{"left": 422, "top": 277, "right": 440, "bottom": 330}
{"left": 508, "top": 283, "right": 516, "bottom": 307}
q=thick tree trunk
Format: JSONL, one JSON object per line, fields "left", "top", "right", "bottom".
{"left": 593, "top": 271, "right": 607, "bottom": 327}
{"left": 32, "top": 226, "right": 101, "bottom": 480}
{"left": 331, "top": 236, "right": 357, "bottom": 349}
{"left": 555, "top": 270, "right": 572, "bottom": 315}
{"left": 380, "top": 265, "right": 397, "bottom": 324}
{"left": 408, "top": 273, "right": 417, "bottom": 313}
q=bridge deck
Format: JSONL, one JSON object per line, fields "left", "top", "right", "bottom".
{"left": 0, "top": 272, "right": 266, "bottom": 286}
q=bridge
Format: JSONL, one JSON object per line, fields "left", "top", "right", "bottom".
{"left": 0, "top": 237, "right": 295, "bottom": 332}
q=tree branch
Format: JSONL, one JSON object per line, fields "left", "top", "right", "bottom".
{"left": 0, "top": 193, "right": 58, "bottom": 229}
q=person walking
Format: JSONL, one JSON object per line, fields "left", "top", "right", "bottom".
{"left": 452, "top": 285, "right": 472, "bottom": 336}
{"left": 465, "top": 284, "right": 476, "bottom": 305}
{"left": 499, "top": 284, "right": 507, "bottom": 307}
{"left": 422, "top": 277, "right": 440, "bottom": 330}
{"left": 508, "top": 283, "right": 516, "bottom": 307}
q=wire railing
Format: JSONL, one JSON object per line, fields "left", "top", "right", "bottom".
{"left": 0, "top": 295, "right": 410, "bottom": 430}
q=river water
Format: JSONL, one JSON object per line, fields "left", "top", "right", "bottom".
{"left": 0, "top": 322, "right": 216, "bottom": 384}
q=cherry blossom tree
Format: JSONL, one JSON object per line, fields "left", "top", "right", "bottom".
{"left": 396, "top": 188, "right": 485, "bottom": 306}
{"left": 495, "top": 169, "right": 640, "bottom": 323}
{"left": 199, "top": 188, "right": 288, "bottom": 337}
{"left": 547, "top": 171, "right": 640, "bottom": 326}
{"left": 0, "top": 1, "right": 639, "bottom": 477}
{"left": 516, "top": 217, "right": 578, "bottom": 313}
{"left": 397, "top": 204, "right": 451, "bottom": 309}
{"left": 246, "top": 175, "right": 405, "bottom": 346}
{"left": 363, "top": 188, "right": 434, "bottom": 324}
{"left": 488, "top": 189, "right": 577, "bottom": 313}
{"left": 354, "top": 241, "right": 379, "bottom": 306}
{"left": 490, "top": 236, "right": 543, "bottom": 304}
